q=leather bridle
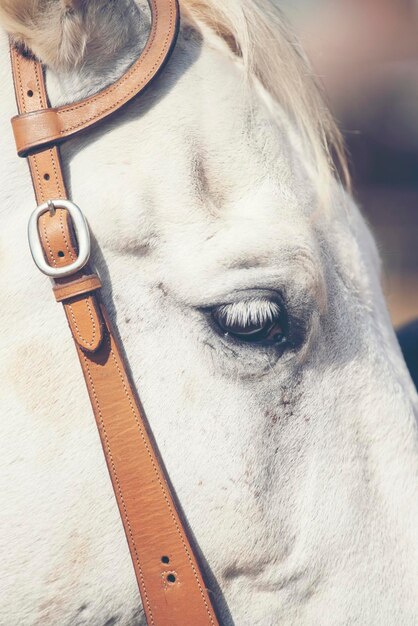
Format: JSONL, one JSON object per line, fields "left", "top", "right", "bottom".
{"left": 8, "top": 1, "right": 219, "bottom": 624}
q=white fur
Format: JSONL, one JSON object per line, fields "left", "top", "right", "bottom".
{"left": 0, "top": 2, "right": 417, "bottom": 625}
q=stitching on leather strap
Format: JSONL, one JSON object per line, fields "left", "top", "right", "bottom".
{"left": 49, "top": 148, "right": 64, "bottom": 197}
{"left": 81, "top": 344, "right": 155, "bottom": 626}
{"left": 67, "top": 299, "right": 99, "bottom": 349}
{"left": 59, "top": 210, "right": 75, "bottom": 260}
{"left": 41, "top": 211, "right": 57, "bottom": 266}
{"left": 82, "top": 334, "right": 216, "bottom": 624}
{"left": 107, "top": 339, "right": 216, "bottom": 624}
{"left": 32, "top": 155, "right": 46, "bottom": 204}
{"left": 33, "top": 59, "right": 44, "bottom": 108}
{"left": 58, "top": 0, "right": 168, "bottom": 120}
{"left": 57, "top": 2, "right": 172, "bottom": 132}
{"left": 15, "top": 53, "right": 26, "bottom": 113}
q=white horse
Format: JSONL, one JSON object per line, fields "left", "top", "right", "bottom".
{"left": 1, "top": 1, "right": 417, "bottom": 624}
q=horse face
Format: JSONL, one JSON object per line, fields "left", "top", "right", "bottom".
{"left": 1, "top": 2, "right": 417, "bottom": 624}
{"left": 50, "top": 20, "right": 418, "bottom": 622}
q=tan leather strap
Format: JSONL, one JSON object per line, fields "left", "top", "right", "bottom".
{"left": 9, "top": 5, "right": 219, "bottom": 625}
{"left": 53, "top": 275, "right": 103, "bottom": 302}
{"left": 12, "top": 0, "right": 179, "bottom": 157}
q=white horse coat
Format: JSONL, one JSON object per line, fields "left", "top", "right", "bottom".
{"left": 0, "top": 1, "right": 417, "bottom": 625}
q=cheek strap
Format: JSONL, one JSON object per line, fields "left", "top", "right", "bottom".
{"left": 8, "top": 1, "right": 219, "bottom": 624}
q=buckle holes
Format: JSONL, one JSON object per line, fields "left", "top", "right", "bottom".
{"left": 27, "top": 90, "right": 34, "bottom": 97}
{"left": 167, "top": 574, "right": 176, "bottom": 584}
{"left": 58, "top": 251, "right": 65, "bottom": 258}
{"left": 44, "top": 173, "right": 50, "bottom": 181}
{"left": 161, "top": 556, "right": 170, "bottom": 564}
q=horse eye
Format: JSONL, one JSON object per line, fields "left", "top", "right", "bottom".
{"left": 212, "top": 300, "right": 287, "bottom": 345}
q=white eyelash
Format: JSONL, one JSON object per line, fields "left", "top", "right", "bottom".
{"left": 216, "top": 299, "right": 281, "bottom": 327}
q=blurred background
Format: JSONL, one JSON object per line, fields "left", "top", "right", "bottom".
{"left": 282, "top": 0, "right": 418, "bottom": 327}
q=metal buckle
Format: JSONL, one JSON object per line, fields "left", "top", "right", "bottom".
{"left": 28, "top": 199, "right": 91, "bottom": 278}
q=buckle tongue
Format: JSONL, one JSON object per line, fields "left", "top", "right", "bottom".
{"left": 28, "top": 199, "right": 91, "bottom": 278}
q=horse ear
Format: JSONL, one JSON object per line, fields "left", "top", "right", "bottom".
{"left": 0, "top": 0, "right": 88, "bottom": 70}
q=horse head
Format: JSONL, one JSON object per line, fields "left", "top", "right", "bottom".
{"left": 0, "top": 2, "right": 417, "bottom": 624}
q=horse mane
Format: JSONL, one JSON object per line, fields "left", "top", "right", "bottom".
{"left": 182, "top": 0, "right": 350, "bottom": 189}
{"left": 0, "top": 0, "right": 349, "bottom": 188}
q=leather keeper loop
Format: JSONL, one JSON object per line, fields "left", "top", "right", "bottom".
{"left": 12, "top": 109, "right": 61, "bottom": 157}
{"left": 53, "top": 274, "right": 102, "bottom": 302}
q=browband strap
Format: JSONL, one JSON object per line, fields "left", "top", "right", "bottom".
{"left": 9, "top": 1, "right": 219, "bottom": 624}
{"left": 12, "top": 0, "right": 179, "bottom": 157}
